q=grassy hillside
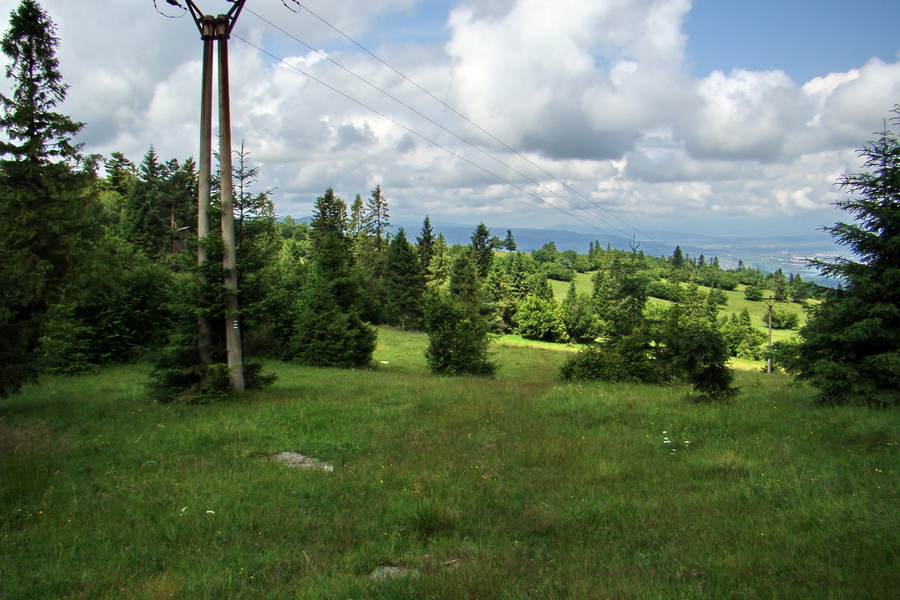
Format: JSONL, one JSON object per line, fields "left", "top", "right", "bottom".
{"left": 2, "top": 327, "right": 897, "bottom": 598}
{"left": 550, "top": 272, "right": 808, "bottom": 346}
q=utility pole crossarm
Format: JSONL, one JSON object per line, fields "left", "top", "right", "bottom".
{"left": 180, "top": 0, "right": 246, "bottom": 38}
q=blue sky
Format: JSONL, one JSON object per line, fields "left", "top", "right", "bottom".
{"left": 685, "top": 0, "right": 900, "bottom": 83}
{"left": 3, "top": 0, "right": 899, "bottom": 250}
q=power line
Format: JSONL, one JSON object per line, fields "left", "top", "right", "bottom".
{"left": 243, "top": 9, "right": 650, "bottom": 249}
{"left": 281, "top": 3, "right": 672, "bottom": 255}
{"left": 233, "top": 35, "right": 638, "bottom": 246}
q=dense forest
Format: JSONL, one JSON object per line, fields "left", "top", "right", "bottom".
{"left": 1, "top": 0, "right": 898, "bottom": 406}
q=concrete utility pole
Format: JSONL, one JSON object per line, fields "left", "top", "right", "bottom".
{"left": 763, "top": 296, "right": 776, "bottom": 374}
{"left": 181, "top": 0, "right": 247, "bottom": 392}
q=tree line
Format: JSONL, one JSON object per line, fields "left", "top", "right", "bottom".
{"left": 1, "top": 0, "right": 897, "bottom": 405}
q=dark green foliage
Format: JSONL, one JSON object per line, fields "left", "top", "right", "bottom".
{"left": 502, "top": 228, "right": 517, "bottom": 251}
{"left": 769, "top": 269, "right": 790, "bottom": 301}
{"left": 605, "top": 254, "right": 649, "bottom": 340}
{"left": 120, "top": 147, "right": 166, "bottom": 254}
{"left": 104, "top": 151, "right": 136, "bottom": 197}
{"left": 515, "top": 295, "right": 563, "bottom": 342}
{"left": 786, "top": 107, "right": 900, "bottom": 405}
{"left": 470, "top": 222, "right": 493, "bottom": 278}
{"left": 309, "top": 187, "right": 349, "bottom": 250}
{"left": 646, "top": 279, "right": 679, "bottom": 301}
{"left": 349, "top": 194, "right": 364, "bottom": 237}
{"left": 288, "top": 268, "right": 376, "bottom": 368}
{"left": 743, "top": 285, "right": 763, "bottom": 301}
{"left": 525, "top": 272, "right": 555, "bottom": 302}
{"left": 448, "top": 248, "right": 481, "bottom": 302}
{"left": 531, "top": 241, "right": 559, "bottom": 264}
{"left": 287, "top": 191, "right": 376, "bottom": 368}
{"left": 416, "top": 215, "right": 435, "bottom": 270}
{"left": 503, "top": 251, "right": 534, "bottom": 300}
{"left": 363, "top": 184, "right": 390, "bottom": 252}
{"left": 671, "top": 322, "right": 737, "bottom": 399}
{"left": 543, "top": 261, "right": 575, "bottom": 282}
{"left": 118, "top": 148, "right": 196, "bottom": 257}
{"left": 384, "top": 228, "right": 424, "bottom": 330}
{"left": 231, "top": 144, "right": 283, "bottom": 356}
{"left": 0, "top": 0, "right": 100, "bottom": 397}
{"left": 423, "top": 291, "right": 496, "bottom": 376}
{"left": 670, "top": 245, "right": 685, "bottom": 269}
{"left": 769, "top": 309, "right": 800, "bottom": 330}
{"left": 722, "top": 309, "right": 766, "bottom": 360}
{"left": 425, "top": 232, "right": 449, "bottom": 288}
{"left": 561, "top": 281, "right": 600, "bottom": 343}
{"left": 560, "top": 344, "right": 635, "bottom": 382}
{"left": 66, "top": 240, "right": 173, "bottom": 364}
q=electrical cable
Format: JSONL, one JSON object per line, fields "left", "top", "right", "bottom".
{"left": 233, "top": 34, "right": 638, "bottom": 247}
{"left": 243, "top": 8, "right": 649, "bottom": 249}
{"left": 285, "top": 3, "right": 671, "bottom": 255}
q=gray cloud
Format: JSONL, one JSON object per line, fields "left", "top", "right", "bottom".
{"left": 1, "top": 0, "right": 895, "bottom": 236}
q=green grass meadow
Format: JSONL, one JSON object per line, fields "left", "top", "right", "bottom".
{"left": 551, "top": 273, "right": 808, "bottom": 344}
{"left": 2, "top": 327, "right": 898, "bottom": 598}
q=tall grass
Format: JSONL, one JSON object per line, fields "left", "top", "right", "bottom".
{"left": 1, "top": 327, "right": 897, "bottom": 598}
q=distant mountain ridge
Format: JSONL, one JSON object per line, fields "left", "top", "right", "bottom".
{"left": 414, "top": 221, "right": 842, "bottom": 281}
{"left": 291, "top": 215, "right": 841, "bottom": 281}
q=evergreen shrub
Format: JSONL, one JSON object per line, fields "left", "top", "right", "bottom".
{"left": 423, "top": 292, "right": 496, "bottom": 376}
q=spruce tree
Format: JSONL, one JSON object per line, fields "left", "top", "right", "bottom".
{"left": 424, "top": 248, "right": 496, "bottom": 376}
{"left": 503, "top": 228, "right": 517, "bottom": 252}
{"left": 470, "top": 222, "right": 493, "bottom": 278}
{"left": 289, "top": 188, "right": 375, "bottom": 367}
{"left": 426, "top": 232, "right": 448, "bottom": 288}
{"left": 104, "top": 152, "right": 136, "bottom": 197}
{"left": 363, "top": 184, "right": 390, "bottom": 251}
{"left": 349, "top": 194, "right": 364, "bottom": 238}
{"left": 384, "top": 228, "right": 424, "bottom": 330}
{"left": 0, "top": 0, "right": 98, "bottom": 396}
{"left": 416, "top": 215, "right": 435, "bottom": 269}
{"left": 787, "top": 108, "right": 900, "bottom": 405}
{"left": 120, "top": 146, "right": 166, "bottom": 254}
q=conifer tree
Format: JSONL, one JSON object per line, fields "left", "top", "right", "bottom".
{"left": 786, "top": 108, "right": 900, "bottom": 405}
{"left": 416, "top": 215, "right": 435, "bottom": 269}
{"left": 670, "top": 245, "right": 685, "bottom": 269}
{"left": 504, "top": 251, "right": 531, "bottom": 301}
{"left": 363, "top": 184, "right": 390, "bottom": 251}
{"left": 309, "top": 187, "right": 348, "bottom": 254}
{"left": 470, "top": 222, "right": 493, "bottom": 278}
{"left": 561, "top": 280, "right": 600, "bottom": 342}
{"left": 0, "top": 0, "right": 99, "bottom": 396}
{"left": 289, "top": 188, "right": 375, "bottom": 367}
{"left": 349, "top": 193, "right": 364, "bottom": 238}
{"left": 503, "top": 228, "right": 517, "bottom": 252}
{"left": 384, "top": 228, "right": 424, "bottom": 330}
{"left": 424, "top": 248, "right": 496, "bottom": 376}
{"left": 121, "top": 146, "right": 166, "bottom": 254}
{"left": 104, "top": 152, "right": 137, "bottom": 197}
{"left": 426, "top": 232, "right": 448, "bottom": 288}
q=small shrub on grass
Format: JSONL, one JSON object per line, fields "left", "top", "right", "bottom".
{"left": 744, "top": 285, "right": 764, "bottom": 301}
{"left": 769, "top": 309, "right": 800, "bottom": 329}
{"left": 423, "top": 291, "right": 496, "bottom": 376}
{"left": 560, "top": 344, "right": 634, "bottom": 382}
{"left": 672, "top": 322, "right": 737, "bottom": 399}
{"left": 560, "top": 333, "right": 670, "bottom": 384}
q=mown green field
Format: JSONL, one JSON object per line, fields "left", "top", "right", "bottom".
{"left": 2, "top": 327, "right": 897, "bottom": 599}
